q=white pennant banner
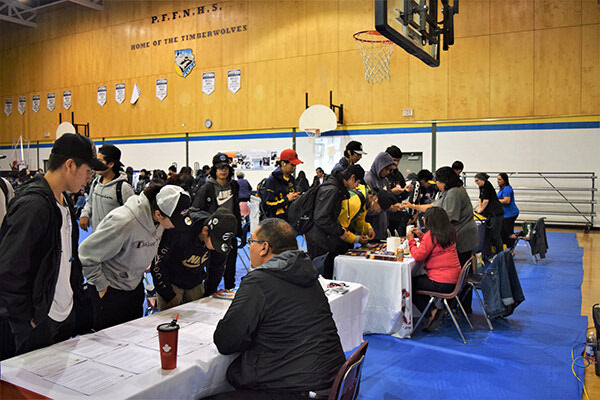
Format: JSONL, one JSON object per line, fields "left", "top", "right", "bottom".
{"left": 63, "top": 90, "right": 72, "bottom": 110}
{"left": 227, "top": 69, "right": 241, "bottom": 94}
{"left": 156, "top": 78, "right": 167, "bottom": 101}
{"left": 115, "top": 83, "right": 126, "bottom": 104}
{"left": 202, "top": 72, "right": 215, "bottom": 95}
{"left": 97, "top": 86, "right": 107, "bottom": 106}
{"left": 47, "top": 93, "right": 55, "bottom": 111}
{"left": 32, "top": 95, "right": 40, "bottom": 113}
{"left": 4, "top": 98, "right": 12, "bottom": 116}
{"left": 18, "top": 97, "right": 26, "bottom": 115}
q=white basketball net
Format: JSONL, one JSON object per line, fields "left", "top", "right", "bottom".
{"left": 354, "top": 31, "right": 394, "bottom": 84}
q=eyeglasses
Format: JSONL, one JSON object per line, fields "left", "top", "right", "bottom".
{"left": 248, "top": 238, "right": 267, "bottom": 246}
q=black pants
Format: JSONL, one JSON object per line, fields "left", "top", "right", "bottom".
{"left": 90, "top": 280, "right": 145, "bottom": 331}
{"left": 388, "top": 211, "right": 410, "bottom": 237}
{"left": 412, "top": 275, "right": 456, "bottom": 315}
{"left": 501, "top": 215, "right": 518, "bottom": 248}
{"left": 205, "top": 247, "right": 238, "bottom": 295}
{"left": 8, "top": 310, "right": 75, "bottom": 356}
{"left": 306, "top": 235, "right": 351, "bottom": 279}
{"left": 483, "top": 214, "right": 504, "bottom": 259}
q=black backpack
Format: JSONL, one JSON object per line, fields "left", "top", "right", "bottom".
{"left": 92, "top": 177, "right": 125, "bottom": 206}
{"left": 287, "top": 184, "right": 320, "bottom": 234}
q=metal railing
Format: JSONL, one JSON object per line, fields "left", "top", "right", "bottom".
{"left": 462, "top": 172, "right": 596, "bottom": 232}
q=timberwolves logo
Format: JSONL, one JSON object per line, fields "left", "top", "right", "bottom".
{"left": 174, "top": 49, "right": 196, "bottom": 78}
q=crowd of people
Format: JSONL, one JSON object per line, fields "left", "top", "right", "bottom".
{"left": 0, "top": 135, "right": 521, "bottom": 398}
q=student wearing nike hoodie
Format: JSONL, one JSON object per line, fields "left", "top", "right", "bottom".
{"left": 208, "top": 219, "right": 345, "bottom": 399}
{"left": 80, "top": 144, "right": 134, "bottom": 233}
{"left": 151, "top": 207, "right": 237, "bottom": 311}
{"left": 192, "top": 153, "right": 241, "bottom": 293}
{"left": 79, "top": 184, "right": 191, "bottom": 331}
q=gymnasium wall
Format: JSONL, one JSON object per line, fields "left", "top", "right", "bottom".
{"left": 0, "top": 0, "right": 599, "bottom": 143}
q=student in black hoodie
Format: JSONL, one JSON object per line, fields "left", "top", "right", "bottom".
{"left": 0, "top": 133, "right": 108, "bottom": 356}
{"left": 305, "top": 164, "right": 365, "bottom": 279}
{"left": 151, "top": 208, "right": 237, "bottom": 311}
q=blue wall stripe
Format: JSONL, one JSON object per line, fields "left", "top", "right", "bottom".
{"left": 1, "top": 120, "right": 597, "bottom": 150}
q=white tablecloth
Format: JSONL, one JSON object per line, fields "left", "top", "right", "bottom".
{"left": 0, "top": 279, "right": 367, "bottom": 399}
{"left": 333, "top": 255, "right": 414, "bottom": 338}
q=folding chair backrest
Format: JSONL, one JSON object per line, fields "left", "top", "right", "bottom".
{"left": 448, "top": 256, "right": 474, "bottom": 298}
{"left": 329, "top": 341, "right": 369, "bottom": 400}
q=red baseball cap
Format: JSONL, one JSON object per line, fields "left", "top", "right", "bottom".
{"left": 280, "top": 149, "right": 303, "bottom": 165}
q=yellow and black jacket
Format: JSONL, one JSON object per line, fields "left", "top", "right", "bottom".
{"left": 261, "top": 167, "right": 297, "bottom": 220}
{"left": 338, "top": 184, "right": 371, "bottom": 244}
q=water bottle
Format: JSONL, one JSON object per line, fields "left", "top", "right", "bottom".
{"left": 585, "top": 331, "right": 596, "bottom": 363}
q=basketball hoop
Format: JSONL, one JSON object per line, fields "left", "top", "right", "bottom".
{"left": 353, "top": 30, "right": 394, "bottom": 84}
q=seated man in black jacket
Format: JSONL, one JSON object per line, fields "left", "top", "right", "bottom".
{"left": 207, "top": 218, "right": 346, "bottom": 400}
{"left": 305, "top": 164, "right": 365, "bottom": 279}
{"left": 150, "top": 207, "right": 237, "bottom": 311}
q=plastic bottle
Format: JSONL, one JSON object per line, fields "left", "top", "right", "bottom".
{"left": 585, "top": 331, "right": 596, "bottom": 363}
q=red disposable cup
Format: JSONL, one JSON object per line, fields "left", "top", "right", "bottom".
{"left": 157, "top": 322, "right": 180, "bottom": 370}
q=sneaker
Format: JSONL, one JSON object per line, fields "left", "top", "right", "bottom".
{"left": 423, "top": 308, "right": 447, "bottom": 332}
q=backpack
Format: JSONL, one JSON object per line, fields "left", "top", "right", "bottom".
{"left": 287, "top": 184, "right": 320, "bottom": 234}
{"left": 92, "top": 178, "right": 124, "bottom": 206}
{"left": 256, "top": 177, "right": 267, "bottom": 199}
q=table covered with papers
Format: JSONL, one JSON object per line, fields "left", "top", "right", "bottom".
{"left": 0, "top": 279, "right": 368, "bottom": 399}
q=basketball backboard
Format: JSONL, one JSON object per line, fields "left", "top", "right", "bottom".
{"left": 299, "top": 105, "right": 337, "bottom": 135}
{"left": 375, "top": 0, "right": 458, "bottom": 67}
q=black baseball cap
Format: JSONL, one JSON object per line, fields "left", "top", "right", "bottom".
{"left": 206, "top": 207, "right": 237, "bottom": 254}
{"left": 99, "top": 144, "right": 124, "bottom": 168}
{"left": 51, "top": 133, "right": 108, "bottom": 171}
{"left": 212, "top": 153, "right": 231, "bottom": 168}
{"left": 346, "top": 141, "right": 367, "bottom": 155}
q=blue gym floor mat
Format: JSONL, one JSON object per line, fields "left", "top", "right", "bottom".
{"left": 356, "top": 232, "right": 587, "bottom": 400}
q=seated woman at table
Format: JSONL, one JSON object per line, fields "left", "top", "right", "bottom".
{"left": 408, "top": 207, "right": 461, "bottom": 332}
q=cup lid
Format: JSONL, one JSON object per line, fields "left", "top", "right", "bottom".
{"left": 157, "top": 322, "right": 180, "bottom": 332}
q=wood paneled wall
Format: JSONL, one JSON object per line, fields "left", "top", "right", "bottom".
{"left": 0, "top": 0, "right": 598, "bottom": 143}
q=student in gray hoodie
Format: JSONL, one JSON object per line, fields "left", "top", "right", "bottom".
{"left": 80, "top": 144, "right": 134, "bottom": 232}
{"left": 80, "top": 184, "right": 191, "bottom": 331}
{"left": 364, "top": 151, "right": 402, "bottom": 240}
